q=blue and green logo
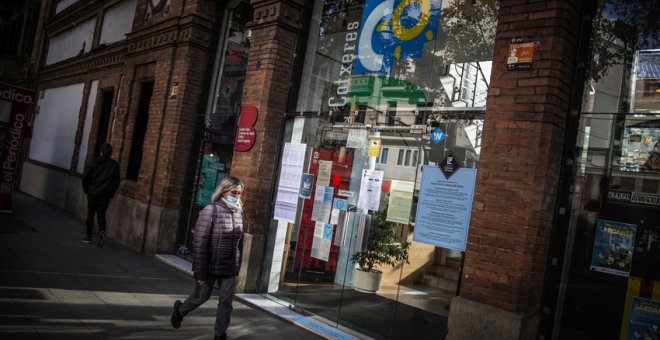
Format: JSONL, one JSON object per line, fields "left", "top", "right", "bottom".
{"left": 354, "top": 0, "right": 442, "bottom": 75}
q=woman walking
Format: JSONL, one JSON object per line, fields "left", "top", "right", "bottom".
{"left": 171, "top": 176, "right": 244, "bottom": 340}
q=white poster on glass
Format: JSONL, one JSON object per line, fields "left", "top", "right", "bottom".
{"left": 273, "top": 143, "right": 306, "bottom": 223}
{"left": 311, "top": 185, "right": 334, "bottom": 223}
{"left": 311, "top": 222, "right": 333, "bottom": 261}
{"left": 316, "top": 160, "right": 332, "bottom": 186}
{"left": 386, "top": 180, "right": 415, "bottom": 224}
{"left": 357, "top": 169, "right": 384, "bottom": 211}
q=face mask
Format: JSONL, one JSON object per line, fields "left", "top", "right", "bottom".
{"left": 225, "top": 196, "right": 239, "bottom": 204}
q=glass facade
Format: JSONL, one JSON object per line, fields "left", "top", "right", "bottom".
{"left": 552, "top": 1, "right": 659, "bottom": 338}
{"left": 179, "top": 1, "right": 253, "bottom": 257}
{"left": 258, "top": 0, "right": 497, "bottom": 338}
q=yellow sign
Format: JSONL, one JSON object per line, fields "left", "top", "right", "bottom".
{"left": 368, "top": 137, "right": 382, "bottom": 157}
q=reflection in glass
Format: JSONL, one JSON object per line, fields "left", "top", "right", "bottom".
{"left": 296, "top": 0, "right": 498, "bottom": 116}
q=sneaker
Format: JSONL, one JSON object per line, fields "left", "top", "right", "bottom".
{"left": 214, "top": 334, "right": 227, "bottom": 340}
{"left": 97, "top": 231, "right": 106, "bottom": 247}
{"left": 171, "top": 300, "right": 183, "bottom": 329}
{"left": 82, "top": 237, "right": 92, "bottom": 244}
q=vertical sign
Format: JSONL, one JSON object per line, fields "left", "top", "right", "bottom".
{"left": 234, "top": 105, "right": 257, "bottom": 151}
{"left": 0, "top": 83, "right": 35, "bottom": 213}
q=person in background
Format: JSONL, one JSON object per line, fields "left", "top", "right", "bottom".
{"left": 171, "top": 176, "right": 245, "bottom": 340}
{"left": 81, "top": 143, "right": 120, "bottom": 247}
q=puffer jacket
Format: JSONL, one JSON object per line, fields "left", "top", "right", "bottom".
{"left": 82, "top": 155, "right": 120, "bottom": 198}
{"left": 192, "top": 200, "right": 244, "bottom": 280}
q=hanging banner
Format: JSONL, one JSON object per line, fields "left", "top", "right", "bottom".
{"left": 590, "top": 219, "right": 636, "bottom": 277}
{"left": 0, "top": 83, "right": 35, "bottom": 213}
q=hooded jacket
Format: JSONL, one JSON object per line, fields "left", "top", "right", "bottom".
{"left": 192, "top": 200, "right": 244, "bottom": 280}
{"left": 82, "top": 155, "right": 120, "bottom": 198}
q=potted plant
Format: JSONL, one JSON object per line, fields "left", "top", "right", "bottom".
{"left": 351, "top": 209, "right": 411, "bottom": 293}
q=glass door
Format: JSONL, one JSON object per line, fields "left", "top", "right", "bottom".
{"left": 266, "top": 109, "right": 483, "bottom": 339}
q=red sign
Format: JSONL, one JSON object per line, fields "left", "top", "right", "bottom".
{"left": 1, "top": 83, "right": 35, "bottom": 213}
{"left": 234, "top": 105, "right": 257, "bottom": 152}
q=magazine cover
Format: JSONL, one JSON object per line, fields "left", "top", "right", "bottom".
{"left": 628, "top": 296, "right": 660, "bottom": 340}
{"left": 590, "top": 219, "right": 636, "bottom": 277}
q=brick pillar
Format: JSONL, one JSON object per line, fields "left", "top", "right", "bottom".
{"left": 231, "top": 0, "right": 302, "bottom": 291}
{"left": 446, "top": 1, "right": 581, "bottom": 339}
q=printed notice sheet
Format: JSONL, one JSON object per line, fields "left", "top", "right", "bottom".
{"left": 311, "top": 185, "right": 334, "bottom": 223}
{"left": 357, "top": 169, "right": 384, "bottom": 211}
{"left": 330, "top": 198, "right": 348, "bottom": 225}
{"left": 311, "top": 222, "right": 333, "bottom": 261}
{"left": 316, "top": 160, "right": 332, "bottom": 186}
{"left": 413, "top": 166, "right": 477, "bottom": 251}
{"left": 273, "top": 143, "right": 306, "bottom": 223}
{"left": 386, "top": 180, "right": 415, "bottom": 224}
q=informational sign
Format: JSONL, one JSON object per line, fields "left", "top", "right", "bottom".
{"left": 311, "top": 222, "right": 333, "bottom": 261}
{"left": 330, "top": 198, "right": 348, "bottom": 225}
{"left": 608, "top": 190, "right": 660, "bottom": 207}
{"left": 357, "top": 169, "right": 384, "bottom": 211}
{"left": 311, "top": 185, "right": 334, "bottom": 223}
{"left": 0, "top": 83, "right": 35, "bottom": 213}
{"left": 507, "top": 38, "right": 536, "bottom": 70}
{"left": 367, "top": 137, "right": 382, "bottom": 157}
{"left": 590, "top": 219, "right": 636, "bottom": 277}
{"left": 627, "top": 296, "right": 660, "bottom": 340}
{"left": 299, "top": 173, "right": 314, "bottom": 199}
{"left": 346, "top": 128, "right": 368, "bottom": 149}
{"left": 316, "top": 160, "right": 332, "bottom": 186}
{"left": 338, "top": 190, "right": 354, "bottom": 197}
{"left": 274, "top": 143, "right": 306, "bottom": 223}
{"left": 386, "top": 180, "right": 414, "bottom": 224}
{"left": 234, "top": 105, "right": 258, "bottom": 151}
{"left": 195, "top": 154, "right": 219, "bottom": 206}
{"left": 430, "top": 127, "right": 446, "bottom": 144}
{"left": 413, "top": 166, "right": 477, "bottom": 251}
{"left": 437, "top": 151, "right": 462, "bottom": 179}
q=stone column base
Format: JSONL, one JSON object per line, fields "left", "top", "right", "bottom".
{"left": 446, "top": 297, "right": 540, "bottom": 340}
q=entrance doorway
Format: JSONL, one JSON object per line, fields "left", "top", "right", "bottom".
{"left": 264, "top": 109, "right": 483, "bottom": 339}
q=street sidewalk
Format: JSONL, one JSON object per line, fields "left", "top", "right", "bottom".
{"left": 0, "top": 191, "right": 328, "bottom": 340}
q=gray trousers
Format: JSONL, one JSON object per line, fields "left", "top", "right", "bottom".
{"left": 178, "top": 275, "right": 237, "bottom": 336}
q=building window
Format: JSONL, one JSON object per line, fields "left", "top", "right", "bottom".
{"left": 396, "top": 149, "right": 418, "bottom": 167}
{"left": 126, "top": 81, "right": 153, "bottom": 181}
{"left": 378, "top": 147, "right": 389, "bottom": 164}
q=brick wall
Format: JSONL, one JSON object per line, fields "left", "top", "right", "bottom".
{"left": 461, "top": 0, "right": 581, "bottom": 315}
{"left": 232, "top": 0, "right": 303, "bottom": 235}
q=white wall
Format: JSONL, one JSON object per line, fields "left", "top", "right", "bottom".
{"left": 99, "top": 0, "right": 137, "bottom": 45}
{"left": 45, "top": 18, "right": 95, "bottom": 65}
{"left": 30, "top": 83, "right": 85, "bottom": 169}
{"left": 77, "top": 80, "right": 98, "bottom": 174}
{"left": 55, "top": 0, "right": 79, "bottom": 14}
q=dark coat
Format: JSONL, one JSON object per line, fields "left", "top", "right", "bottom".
{"left": 192, "top": 200, "right": 244, "bottom": 280}
{"left": 82, "top": 155, "right": 120, "bottom": 198}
